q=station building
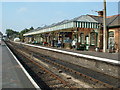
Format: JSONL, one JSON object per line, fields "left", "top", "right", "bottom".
{"left": 23, "top": 12, "right": 120, "bottom": 53}
{"left": 107, "top": 15, "right": 120, "bottom": 53}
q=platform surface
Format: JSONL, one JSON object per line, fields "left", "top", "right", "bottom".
{"left": 17, "top": 42, "right": 119, "bottom": 64}
{"left": 39, "top": 45, "right": 119, "bottom": 60}
{"left": 14, "top": 41, "right": 119, "bottom": 61}
{"left": 23, "top": 43, "right": 119, "bottom": 60}
{"left": 1, "top": 43, "right": 35, "bottom": 88}
{"left": 56, "top": 47, "right": 119, "bottom": 60}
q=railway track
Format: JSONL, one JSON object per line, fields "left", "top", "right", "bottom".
{"left": 6, "top": 41, "right": 120, "bottom": 88}
{"left": 6, "top": 42, "right": 73, "bottom": 89}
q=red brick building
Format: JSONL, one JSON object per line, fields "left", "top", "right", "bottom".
{"left": 23, "top": 13, "right": 120, "bottom": 53}
{"left": 107, "top": 15, "right": 120, "bottom": 52}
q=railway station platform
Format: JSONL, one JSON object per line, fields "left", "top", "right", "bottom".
{"left": 1, "top": 42, "right": 38, "bottom": 89}
{"left": 12, "top": 41, "right": 119, "bottom": 62}
{"left": 19, "top": 42, "right": 119, "bottom": 64}
{"left": 47, "top": 46, "right": 119, "bottom": 61}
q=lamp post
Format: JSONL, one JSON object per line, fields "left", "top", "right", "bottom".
{"left": 103, "top": 0, "right": 107, "bottom": 52}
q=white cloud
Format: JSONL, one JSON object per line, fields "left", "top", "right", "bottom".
{"left": 17, "top": 7, "right": 27, "bottom": 13}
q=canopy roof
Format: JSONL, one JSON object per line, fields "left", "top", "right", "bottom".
{"left": 24, "top": 14, "right": 120, "bottom": 36}
{"left": 24, "top": 14, "right": 101, "bottom": 36}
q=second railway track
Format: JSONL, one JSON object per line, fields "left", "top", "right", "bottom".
{"left": 6, "top": 41, "right": 120, "bottom": 89}
{"left": 6, "top": 42, "right": 73, "bottom": 89}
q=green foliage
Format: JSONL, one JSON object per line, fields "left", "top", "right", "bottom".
{"left": 5, "top": 26, "right": 34, "bottom": 41}
{"left": 20, "top": 27, "right": 34, "bottom": 35}
{"left": 20, "top": 28, "right": 29, "bottom": 34}
{"left": 19, "top": 27, "right": 34, "bottom": 42}
{"left": 29, "top": 26, "right": 34, "bottom": 30}
{"left": 6, "top": 29, "right": 19, "bottom": 39}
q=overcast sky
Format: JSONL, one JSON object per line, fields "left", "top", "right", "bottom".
{"left": 0, "top": 1, "right": 119, "bottom": 34}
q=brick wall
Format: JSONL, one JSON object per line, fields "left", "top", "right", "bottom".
{"left": 109, "top": 28, "right": 120, "bottom": 52}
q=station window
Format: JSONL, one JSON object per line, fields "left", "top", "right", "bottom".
{"left": 89, "top": 23, "right": 91, "bottom": 28}
{"left": 87, "top": 22, "right": 90, "bottom": 28}
{"left": 81, "top": 22, "right": 82, "bottom": 28}
{"left": 91, "top": 23, "right": 93, "bottom": 28}
{"left": 90, "top": 32, "right": 97, "bottom": 45}
{"left": 109, "top": 31, "right": 114, "bottom": 37}
{"left": 82, "top": 22, "right": 85, "bottom": 28}
{"left": 79, "top": 22, "right": 82, "bottom": 27}
{"left": 108, "top": 31, "right": 114, "bottom": 47}
{"left": 86, "top": 22, "right": 88, "bottom": 28}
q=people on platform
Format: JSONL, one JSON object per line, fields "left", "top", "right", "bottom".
{"left": 57, "top": 39, "right": 62, "bottom": 48}
{"left": 72, "top": 39, "right": 76, "bottom": 49}
{"left": 43, "top": 41, "right": 48, "bottom": 46}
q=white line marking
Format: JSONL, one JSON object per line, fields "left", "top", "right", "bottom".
{"left": 6, "top": 43, "right": 40, "bottom": 89}
{"left": 15, "top": 41, "right": 120, "bottom": 65}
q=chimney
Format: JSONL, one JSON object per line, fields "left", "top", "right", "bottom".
{"left": 98, "top": 11, "right": 103, "bottom": 17}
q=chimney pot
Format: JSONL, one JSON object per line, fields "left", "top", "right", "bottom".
{"left": 98, "top": 11, "right": 103, "bottom": 17}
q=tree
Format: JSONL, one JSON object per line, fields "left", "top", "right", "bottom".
{"left": 6, "top": 29, "right": 19, "bottom": 39}
{"left": 29, "top": 26, "right": 34, "bottom": 30}
{"left": 19, "top": 27, "right": 34, "bottom": 42}
{"left": 5, "top": 27, "right": 34, "bottom": 41}
{"left": 20, "top": 27, "right": 34, "bottom": 35}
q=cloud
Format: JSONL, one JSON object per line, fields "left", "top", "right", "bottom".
{"left": 17, "top": 7, "right": 27, "bottom": 13}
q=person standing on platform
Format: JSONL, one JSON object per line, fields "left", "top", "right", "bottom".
{"left": 72, "top": 39, "right": 76, "bottom": 49}
{"left": 57, "top": 39, "right": 62, "bottom": 48}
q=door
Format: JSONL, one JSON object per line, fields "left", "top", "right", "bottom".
{"left": 108, "top": 31, "right": 114, "bottom": 49}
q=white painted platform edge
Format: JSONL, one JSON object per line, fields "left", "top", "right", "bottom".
{"left": 6, "top": 44, "right": 41, "bottom": 89}
{"left": 14, "top": 41, "right": 120, "bottom": 65}
{"left": 24, "top": 43, "right": 120, "bottom": 65}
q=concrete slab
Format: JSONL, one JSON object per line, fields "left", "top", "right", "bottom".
{"left": 1, "top": 44, "right": 36, "bottom": 88}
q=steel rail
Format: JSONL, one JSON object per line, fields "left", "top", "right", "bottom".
{"left": 7, "top": 41, "right": 116, "bottom": 88}
{"left": 6, "top": 42, "right": 73, "bottom": 88}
